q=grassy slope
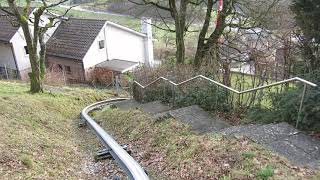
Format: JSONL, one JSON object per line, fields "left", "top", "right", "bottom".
{"left": 95, "top": 108, "right": 319, "bottom": 180}
{"left": 0, "top": 81, "right": 118, "bottom": 179}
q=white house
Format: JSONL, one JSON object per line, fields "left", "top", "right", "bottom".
{"left": 46, "top": 17, "right": 154, "bottom": 83}
{"left": 0, "top": 8, "right": 59, "bottom": 79}
{"left": 0, "top": 7, "right": 154, "bottom": 82}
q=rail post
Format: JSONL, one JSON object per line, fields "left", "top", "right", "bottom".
{"left": 296, "top": 83, "right": 307, "bottom": 128}
{"left": 172, "top": 83, "right": 176, "bottom": 108}
{"left": 4, "top": 64, "right": 9, "bottom": 79}
{"left": 163, "top": 81, "right": 166, "bottom": 102}
{"left": 141, "top": 86, "right": 145, "bottom": 103}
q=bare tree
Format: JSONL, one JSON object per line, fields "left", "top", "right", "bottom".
{"left": 1, "top": 0, "right": 71, "bottom": 93}
{"left": 128, "top": 0, "right": 206, "bottom": 64}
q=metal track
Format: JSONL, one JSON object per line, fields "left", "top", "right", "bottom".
{"left": 81, "top": 98, "right": 149, "bottom": 180}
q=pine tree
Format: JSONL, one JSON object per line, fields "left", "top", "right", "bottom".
{"left": 291, "top": 0, "right": 320, "bottom": 72}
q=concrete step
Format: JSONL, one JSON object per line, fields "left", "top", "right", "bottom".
{"left": 221, "top": 122, "right": 320, "bottom": 169}
{"left": 158, "top": 105, "right": 231, "bottom": 134}
{"left": 112, "top": 99, "right": 320, "bottom": 169}
{"left": 113, "top": 99, "right": 171, "bottom": 115}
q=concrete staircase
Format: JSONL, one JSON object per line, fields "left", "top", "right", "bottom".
{"left": 112, "top": 99, "right": 171, "bottom": 115}
{"left": 112, "top": 99, "right": 320, "bottom": 169}
{"left": 221, "top": 123, "right": 320, "bottom": 169}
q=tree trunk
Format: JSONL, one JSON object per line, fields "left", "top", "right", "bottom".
{"left": 222, "top": 59, "right": 231, "bottom": 86}
{"left": 7, "top": 0, "right": 64, "bottom": 93}
{"left": 169, "top": 0, "right": 188, "bottom": 64}
{"left": 175, "top": 21, "right": 185, "bottom": 64}
{"left": 194, "top": 0, "right": 214, "bottom": 67}
{"left": 28, "top": 53, "right": 43, "bottom": 93}
{"left": 194, "top": 0, "right": 229, "bottom": 68}
{"left": 29, "top": 71, "right": 43, "bottom": 93}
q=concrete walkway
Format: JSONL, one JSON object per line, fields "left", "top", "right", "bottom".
{"left": 113, "top": 99, "right": 320, "bottom": 169}
{"left": 159, "top": 105, "right": 230, "bottom": 134}
{"left": 112, "top": 99, "right": 171, "bottom": 115}
{"left": 221, "top": 123, "right": 320, "bottom": 169}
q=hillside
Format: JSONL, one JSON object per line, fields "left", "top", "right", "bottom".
{"left": 0, "top": 80, "right": 319, "bottom": 179}
{"left": 0, "top": 81, "right": 121, "bottom": 179}
{"left": 94, "top": 104, "right": 320, "bottom": 179}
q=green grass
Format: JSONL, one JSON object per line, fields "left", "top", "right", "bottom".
{"left": 94, "top": 108, "right": 319, "bottom": 179}
{"left": 230, "top": 72, "right": 297, "bottom": 108}
{"left": 0, "top": 80, "right": 117, "bottom": 179}
{"left": 257, "top": 166, "right": 274, "bottom": 180}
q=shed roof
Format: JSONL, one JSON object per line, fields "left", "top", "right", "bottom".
{"left": 46, "top": 18, "right": 106, "bottom": 60}
{"left": 96, "top": 59, "right": 139, "bottom": 73}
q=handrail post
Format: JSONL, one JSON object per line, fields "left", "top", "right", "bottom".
{"left": 163, "top": 82, "right": 166, "bottom": 102}
{"left": 237, "top": 93, "right": 241, "bottom": 108}
{"left": 141, "top": 87, "right": 145, "bottom": 103}
{"left": 4, "top": 64, "right": 9, "bottom": 79}
{"left": 172, "top": 83, "right": 176, "bottom": 108}
{"left": 296, "top": 83, "right": 307, "bottom": 128}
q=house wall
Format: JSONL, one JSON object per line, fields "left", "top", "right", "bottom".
{"left": 82, "top": 22, "right": 108, "bottom": 69}
{"left": 105, "top": 24, "right": 146, "bottom": 63}
{"left": 10, "top": 28, "right": 30, "bottom": 72}
{"left": 47, "top": 55, "right": 85, "bottom": 82}
{"left": 0, "top": 43, "right": 16, "bottom": 69}
{"left": 7, "top": 11, "right": 60, "bottom": 79}
{"left": 82, "top": 22, "right": 147, "bottom": 80}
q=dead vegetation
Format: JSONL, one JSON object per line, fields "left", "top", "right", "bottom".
{"left": 95, "top": 108, "right": 319, "bottom": 179}
{"left": 0, "top": 80, "right": 123, "bottom": 179}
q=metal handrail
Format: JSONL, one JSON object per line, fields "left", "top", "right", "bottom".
{"left": 81, "top": 98, "right": 149, "bottom": 180}
{"left": 134, "top": 75, "right": 317, "bottom": 94}
{"left": 133, "top": 75, "right": 317, "bottom": 128}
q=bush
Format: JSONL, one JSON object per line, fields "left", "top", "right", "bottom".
{"left": 175, "top": 84, "right": 230, "bottom": 112}
{"left": 248, "top": 71, "right": 320, "bottom": 131}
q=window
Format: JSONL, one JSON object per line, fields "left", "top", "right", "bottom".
{"left": 98, "top": 40, "right": 105, "bottom": 49}
{"left": 24, "top": 46, "right": 29, "bottom": 55}
{"left": 57, "top": 64, "right": 63, "bottom": 71}
{"left": 65, "top": 66, "right": 71, "bottom": 74}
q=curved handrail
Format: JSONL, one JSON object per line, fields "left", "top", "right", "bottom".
{"left": 81, "top": 98, "right": 149, "bottom": 180}
{"left": 134, "top": 75, "right": 317, "bottom": 94}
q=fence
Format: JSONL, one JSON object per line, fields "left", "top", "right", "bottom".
{"left": 132, "top": 75, "right": 317, "bottom": 128}
{"left": 0, "top": 65, "right": 19, "bottom": 80}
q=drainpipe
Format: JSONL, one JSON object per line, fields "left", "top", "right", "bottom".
{"left": 104, "top": 23, "right": 109, "bottom": 61}
{"left": 141, "top": 17, "right": 154, "bottom": 67}
{"left": 10, "top": 43, "right": 21, "bottom": 79}
{"left": 81, "top": 62, "right": 86, "bottom": 82}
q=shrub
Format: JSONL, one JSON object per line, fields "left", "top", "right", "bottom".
{"left": 175, "top": 84, "right": 230, "bottom": 112}
{"left": 248, "top": 71, "right": 320, "bottom": 131}
{"left": 257, "top": 166, "right": 274, "bottom": 180}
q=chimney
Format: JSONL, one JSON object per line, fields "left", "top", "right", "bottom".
{"left": 141, "top": 17, "right": 154, "bottom": 67}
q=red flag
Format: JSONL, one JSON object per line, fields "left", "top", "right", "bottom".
{"left": 216, "top": 0, "right": 223, "bottom": 27}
